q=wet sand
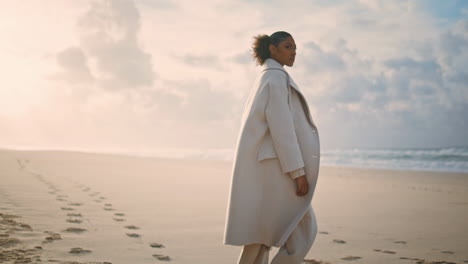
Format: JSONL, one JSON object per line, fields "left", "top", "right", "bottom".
{"left": 1, "top": 149, "right": 467, "bottom": 264}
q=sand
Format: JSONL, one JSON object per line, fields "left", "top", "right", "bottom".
{"left": 0, "top": 148, "right": 467, "bottom": 264}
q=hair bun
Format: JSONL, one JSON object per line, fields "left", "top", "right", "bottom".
{"left": 252, "top": 34, "right": 271, "bottom": 66}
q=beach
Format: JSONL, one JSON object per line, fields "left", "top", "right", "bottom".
{"left": 1, "top": 149, "right": 467, "bottom": 264}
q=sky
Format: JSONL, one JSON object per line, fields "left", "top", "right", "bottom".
{"left": 0, "top": 0, "right": 467, "bottom": 154}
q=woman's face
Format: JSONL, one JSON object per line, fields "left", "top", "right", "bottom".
{"left": 269, "top": 36, "right": 297, "bottom": 67}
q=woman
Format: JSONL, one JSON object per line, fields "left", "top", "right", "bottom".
{"left": 223, "top": 31, "right": 321, "bottom": 264}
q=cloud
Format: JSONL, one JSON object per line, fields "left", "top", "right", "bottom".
{"left": 303, "top": 41, "right": 346, "bottom": 72}
{"left": 50, "top": 47, "right": 94, "bottom": 84}
{"left": 52, "top": 0, "right": 156, "bottom": 91}
{"left": 37, "top": 0, "right": 245, "bottom": 150}
{"left": 135, "top": 0, "right": 178, "bottom": 9}
{"left": 148, "top": 78, "right": 239, "bottom": 122}
{"left": 437, "top": 20, "right": 468, "bottom": 85}
{"left": 2, "top": 0, "right": 468, "bottom": 151}
{"left": 176, "top": 54, "right": 224, "bottom": 70}
{"left": 230, "top": 50, "right": 252, "bottom": 65}
{"left": 288, "top": 14, "right": 468, "bottom": 148}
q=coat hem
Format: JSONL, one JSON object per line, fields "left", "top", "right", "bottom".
{"left": 276, "top": 204, "right": 312, "bottom": 246}
{"left": 224, "top": 237, "right": 281, "bottom": 248}
{"left": 223, "top": 205, "right": 313, "bottom": 248}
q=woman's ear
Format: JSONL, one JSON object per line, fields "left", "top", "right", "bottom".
{"left": 268, "top": 44, "right": 276, "bottom": 56}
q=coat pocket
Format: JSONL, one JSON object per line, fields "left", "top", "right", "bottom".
{"left": 257, "top": 132, "right": 278, "bottom": 162}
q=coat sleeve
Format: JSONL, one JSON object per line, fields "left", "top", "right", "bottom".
{"left": 288, "top": 167, "right": 306, "bottom": 179}
{"left": 264, "top": 72, "right": 305, "bottom": 174}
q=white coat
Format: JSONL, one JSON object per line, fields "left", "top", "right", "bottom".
{"left": 223, "top": 58, "right": 321, "bottom": 247}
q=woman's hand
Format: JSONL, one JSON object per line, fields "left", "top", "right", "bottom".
{"left": 295, "top": 175, "right": 309, "bottom": 196}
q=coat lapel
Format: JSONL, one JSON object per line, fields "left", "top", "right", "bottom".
{"left": 262, "top": 58, "right": 316, "bottom": 127}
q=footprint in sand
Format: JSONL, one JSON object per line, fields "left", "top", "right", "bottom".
{"left": 393, "top": 240, "right": 407, "bottom": 244}
{"left": 69, "top": 247, "right": 92, "bottom": 254}
{"left": 94, "top": 199, "right": 103, "bottom": 203}
{"left": 303, "top": 259, "right": 331, "bottom": 264}
{"left": 66, "top": 219, "right": 83, "bottom": 224}
{"left": 0, "top": 237, "right": 21, "bottom": 247}
{"left": 67, "top": 213, "right": 82, "bottom": 217}
{"left": 68, "top": 202, "right": 83, "bottom": 207}
{"left": 82, "top": 187, "right": 90, "bottom": 192}
{"left": 114, "top": 213, "right": 125, "bottom": 216}
{"left": 1, "top": 246, "right": 41, "bottom": 263}
{"left": 318, "top": 231, "right": 329, "bottom": 235}
{"left": 152, "top": 254, "right": 171, "bottom": 261}
{"left": 441, "top": 250, "right": 454, "bottom": 254}
{"left": 47, "top": 185, "right": 60, "bottom": 192}
{"left": 341, "top": 256, "right": 362, "bottom": 261}
{"left": 63, "top": 227, "right": 87, "bottom": 234}
{"left": 413, "top": 259, "right": 457, "bottom": 264}
{"left": 103, "top": 204, "right": 114, "bottom": 211}
{"left": 61, "top": 207, "right": 75, "bottom": 211}
{"left": 1, "top": 213, "right": 21, "bottom": 220}
{"left": 99, "top": 196, "right": 107, "bottom": 200}
{"left": 16, "top": 159, "right": 25, "bottom": 170}
{"left": 43, "top": 231, "right": 61, "bottom": 243}
{"left": 126, "top": 233, "right": 141, "bottom": 238}
{"left": 124, "top": 225, "right": 139, "bottom": 230}
{"left": 399, "top": 257, "right": 424, "bottom": 261}
{"left": 333, "top": 239, "right": 346, "bottom": 244}
{"left": 56, "top": 198, "right": 67, "bottom": 202}
{"left": 374, "top": 249, "right": 396, "bottom": 254}
{"left": 150, "top": 243, "right": 164, "bottom": 248}
{"left": 89, "top": 192, "right": 100, "bottom": 197}
{"left": 113, "top": 218, "right": 126, "bottom": 222}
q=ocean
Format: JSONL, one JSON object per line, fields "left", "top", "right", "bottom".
{"left": 113, "top": 146, "right": 468, "bottom": 173}
{"left": 320, "top": 146, "right": 468, "bottom": 173}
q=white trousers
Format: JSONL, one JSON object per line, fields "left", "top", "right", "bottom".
{"left": 237, "top": 206, "right": 317, "bottom": 264}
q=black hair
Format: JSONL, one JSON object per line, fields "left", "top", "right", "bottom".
{"left": 251, "top": 31, "right": 292, "bottom": 65}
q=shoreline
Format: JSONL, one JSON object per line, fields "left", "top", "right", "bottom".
{"left": 1, "top": 149, "right": 467, "bottom": 264}
{"left": 1, "top": 147, "right": 467, "bottom": 175}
